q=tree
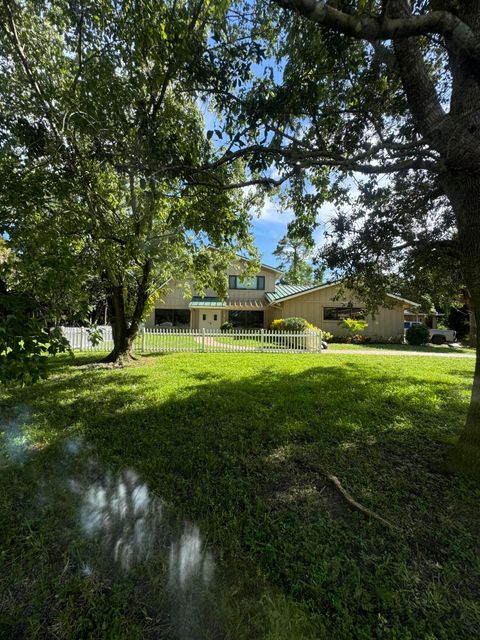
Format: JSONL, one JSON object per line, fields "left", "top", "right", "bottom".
{"left": 204, "top": 0, "right": 480, "bottom": 473}
{"left": 0, "top": 240, "right": 69, "bottom": 385}
{"left": 0, "top": 0, "right": 258, "bottom": 363}
{"left": 273, "top": 234, "right": 320, "bottom": 284}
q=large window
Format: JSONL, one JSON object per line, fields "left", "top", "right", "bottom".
{"left": 228, "top": 275, "right": 265, "bottom": 290}
{"left": 155, "top": 308, "right": 190, "bottom": 327}
{"left": 229, "top": 310, "right": 264, "bottom": 328}
{"left": 323, "top": 307, "right": 365, "bottom": 321}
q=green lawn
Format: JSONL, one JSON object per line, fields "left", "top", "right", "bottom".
{"left": 327, "top": 342, "right": 475, "bottom": 354}
{"left": 1, "top": 352, "right": 479, "bottom": 639}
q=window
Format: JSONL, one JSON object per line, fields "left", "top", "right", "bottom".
{"left": 155, "top": 309, "right": 190, "bottom": 327}
{"left": 214, "top": 314, "right": 217, "bottom": 321}
{"left": 323, "top": 307, "right": 365, "bottom": 321}
{"left": 228, "top": 275, "right": 265, "bottom": 290}
{"left": 229, "top": 310, "right": 264, "bottom": 328}
{"left": 202, "top": 314, "right": 206, "bottom": 321}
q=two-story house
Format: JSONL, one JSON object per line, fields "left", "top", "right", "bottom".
{"left": 145, "top": 257, "right": 419, "bottom": 338}
{"left": 145, "top": 259, "right": 281, "bottom": 331}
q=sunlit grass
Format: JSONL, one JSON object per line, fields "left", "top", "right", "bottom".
{"left": 0, "top": 352, "right": 479, "bottom": 639}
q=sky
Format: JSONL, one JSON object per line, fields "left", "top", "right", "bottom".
{"left": 251, "top": 194, "right": 337, "bottom": 267}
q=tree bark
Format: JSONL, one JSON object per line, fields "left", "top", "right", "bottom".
{"left": 103, "top": 260, "right": 152, "bottom": 363}
{"left": 103, "top": 281, "right": 136, "bottom": 363}
{"left": 442, "top": 176, "right": 480, "bottom": 474}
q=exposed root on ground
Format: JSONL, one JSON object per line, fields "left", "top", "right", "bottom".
{"left": 293, "top": 457, "right": 400, "bottom": 531}
{"left": 325, "top": 473, "right": 400, "bottom": 531}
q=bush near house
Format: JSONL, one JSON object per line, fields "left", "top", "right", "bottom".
{"left": 271, "top": 317, "right": 309, "bottom": 332}
{"left": 406, "top": 324, "right": 430, "bottom": 346}
{"left": 342, "top": 317, "right": 369, "bottom": 343}
{"left": 270, "top": 317, "right": 322, "bottom": 349}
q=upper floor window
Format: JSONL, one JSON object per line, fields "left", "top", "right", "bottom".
{"left": 229, "top": 275, "right": 265, "bottom": 290}
{"left": 323, "top": 307, "right": 365, "bottom": 321}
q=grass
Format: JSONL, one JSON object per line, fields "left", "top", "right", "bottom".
{"left": 327, "top": 342, "right": 475, "bottom": 354}
{"left": 1, "top": 351, "right": 479, "bottom": 639}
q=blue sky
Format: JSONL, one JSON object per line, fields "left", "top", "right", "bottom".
{"left": 250, "top": 195, "right": 336, "bottom": 267}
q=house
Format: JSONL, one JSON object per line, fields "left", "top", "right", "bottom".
{"left": 145, "top": 258, "right": 419, "bottom": 339}
{"left": 404, "top": 309, "right": 444, "bottom": 329}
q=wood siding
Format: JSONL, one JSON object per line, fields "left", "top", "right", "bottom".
{"left": 145, "top": 262, "right": 278, "bottom": 328}
{"left": 265, "top": 285, "right": 404, "bottom": 338}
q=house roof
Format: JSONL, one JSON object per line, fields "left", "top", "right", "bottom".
{"left": 189, "top": 296, "right": 226, "bottom": 308}
{"left": 189, "top": 296, "right": 266, "bottom": 310}
{"left": 234, "top": 253, "right": 283, "bottom": 274}
{"left": 265, "top": 280, "right": 340, "bottom": 303}
{"left": 266, "top": 280, "right": 420, "bottom": 307}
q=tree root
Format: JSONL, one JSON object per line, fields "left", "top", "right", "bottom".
{"left": 293, "top": 457, "right": 400, "bottom": 531}
{"left": 325, "top": 473, "right": 400, "bottom": 531}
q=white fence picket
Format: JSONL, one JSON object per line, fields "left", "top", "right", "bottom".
{"left": 60, "top": 326, "right": 323, "bottom": 354}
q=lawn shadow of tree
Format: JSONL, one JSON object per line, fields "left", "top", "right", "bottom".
{"left": 1, "top": 355, "right": 478, "bottom": 638}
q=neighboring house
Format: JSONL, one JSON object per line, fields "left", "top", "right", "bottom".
{"left": 404, "top": 309, "right": 444, "bottom": 329}
{"left": 145, "top": 259, "right": 419, "bottom": 338}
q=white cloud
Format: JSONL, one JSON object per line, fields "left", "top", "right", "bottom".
{"left": 257, "top": 196, "right": 294, "bottom": 225}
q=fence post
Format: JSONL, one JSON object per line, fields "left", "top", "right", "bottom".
{"left": 202, "top": 328, "right": 205, "bottom": 352}
{"left": 261, "top": 328, "right": 264, "bottom": 352}
{"left": 80, "top": 327, "right": 85, "bottom": 352}
{"left": 141, "top": 328, "right": 146, "bottom": 353}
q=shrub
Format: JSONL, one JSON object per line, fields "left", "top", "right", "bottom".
{"left": 280, "top": 317, "right": 308, "bottom": 332}
{"left": 406, "top": 324, "right": 430, "bottom": 345}
{"left": 342, "top": 317, "right": 368, "bottom": 336}
{"left": 320, "top": 330, "right": 334, "bottom": 342}
{"left": 353, "top": 334, "right": 371, "bottom": 344}
{"left": 270, "top": 317, "right": 308, "bottom": 332}
{"left": 270, "top": 319, "right": 284, "bottom": 331}
{"left": 220, "top": 321, "right": 233, "bottom": 332}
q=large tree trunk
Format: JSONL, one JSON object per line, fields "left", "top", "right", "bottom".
{"left": 103, "top": 282, "right": 136, "bottom": 363}
{"left": 443, "top": 176, "right": 480, "bottom": 475}
{"left": 104, "top": 260, "right": 152, "bottom": 364}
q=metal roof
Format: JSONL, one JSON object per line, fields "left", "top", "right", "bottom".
{"left": 265, "top": 282, "right": 338, "bottom": 303}
{"left": 189, "top": 296, "right": 226, "bottom": 308}
{"left": 266, "top": 281, "right": 420, "bottom": 308}
{"left": 189, "top": 296, "right": 265, "bottom": 310}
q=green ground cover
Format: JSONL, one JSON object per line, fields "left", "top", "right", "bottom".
{"left": 327, "top": 342, "right": 475, "bottom": 354}
{"left": 1, "top": 352, "right": 479, "bottom": 639}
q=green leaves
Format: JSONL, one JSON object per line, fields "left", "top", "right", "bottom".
{"left": 0, "top": 294, "right": 70, "bottom": 386}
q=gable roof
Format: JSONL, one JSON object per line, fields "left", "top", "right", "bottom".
{"left": 266, "top": 280, "right": 420, "bottom": 307}
{"left": 266, "top": 280, "right": 340, "bottom": 303}
{"left": 234, "top": 253, "right": 282, "bottom": 274}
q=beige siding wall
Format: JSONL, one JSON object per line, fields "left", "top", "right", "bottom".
{"left": 145, "top": 262, "right": 278, "bottom": 328}
{"left": 266, "top": 285, "right": 404, "bottom": 338}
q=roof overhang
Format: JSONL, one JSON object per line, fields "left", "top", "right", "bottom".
{"left": 267, "top": 280, "right": 420, "bottom": 308}
{"left": 189, "top": 297, "right": 266, "bottom": 310}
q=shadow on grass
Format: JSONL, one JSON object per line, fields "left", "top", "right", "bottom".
{"left": 1, "top": 355, "right": 479, "bottom": 639}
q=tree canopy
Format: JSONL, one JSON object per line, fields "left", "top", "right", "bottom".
{"left": 0, "top": 0, "right": 260, "bottom": 362}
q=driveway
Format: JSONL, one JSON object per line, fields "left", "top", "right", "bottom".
{"left": 325, "top": 348, "right": 475, "bottom": 358}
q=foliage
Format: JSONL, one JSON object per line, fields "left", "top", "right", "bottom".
{"left": 447, "top": 306, "right": 470, "bottom": 342}
{"left": 271, "top": 317, "right": 308, "bottom": 332}
{"left": 86, "top": 325, "right": 106, "bottom": 348}
{"left": 0, "top": 0, "right": 258, "bottom": 361}
{"left": 320, "top": 330, "right": 334, "bottom": 342}
{"left": 273, "top": 234, "right": 323, "bottom": 285}
{"left": 0, "top": 293, "right": 69, "bottom": 385}
{"left": 342, "top": 318, "right": 368, "bottom": 336}
{"left": 220, "top": 321, "right": 233, "bottom": 332}
{"left": 406, "top": 324, "right": 430, "bottom": 346}
{"left": 0, "top": 352, "right": 478, "bottom": 638}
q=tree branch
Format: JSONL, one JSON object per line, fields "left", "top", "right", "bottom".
{"left": 274, "top": 0, "right": 480, "bottom": 66}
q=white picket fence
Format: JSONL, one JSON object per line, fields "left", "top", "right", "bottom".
{"left": 61, "top": 326, "right": 324, "bottom": 354}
